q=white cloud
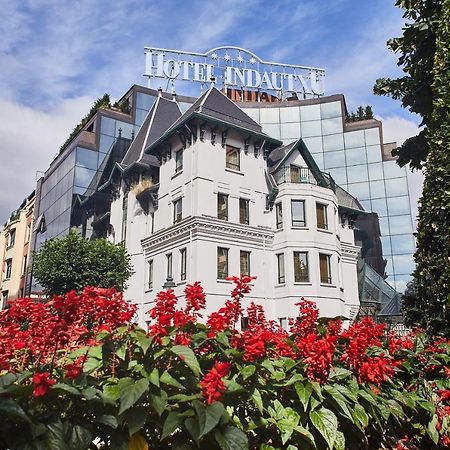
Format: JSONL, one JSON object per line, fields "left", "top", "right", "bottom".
{"left": 0, "top": 95, "right": 93, "bottom": 225}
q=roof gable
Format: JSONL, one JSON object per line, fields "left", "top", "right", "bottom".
{"left": 122, "top": 96, "right": 182, "bottom": 167}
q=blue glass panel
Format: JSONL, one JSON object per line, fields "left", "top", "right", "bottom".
{"left": 347, "top": 164, "right": 368, "bottom": 183}
{"left": 371, "top": 198, "right": 388, "bottom": 217}
{"left": 101, "top": 117, "right": 116, "bottom": 136}
{"left": 390, "top": 234, "right": 416, "bottom": 255}
{"left": 322, "top": 133, "right": 344, "bottom": 152}
{"left": 387, "top": 196, "right": 411, "bottom": 216}
{"left": 369, "top": 180, "right": 385, "bottom": 199}
{"left": 368, "top": 162, "right": 384, "bottom": 180}
{"left": 385, "top": 177, "right": 409, "bottom": 197}
{"left": 344, "top": 130, "right": 365, "bottom": 149}
{"left": 345, "top": 147, "right": 367, "bottom": 165}
{"left": 389, "top": 215, "right": 413, "bottom": 235}
{"left": 74, "top": 166, "right": 96, "bottom": 189}
{"left": 76, "top": 147, "right": 98, "bottom": 170}
{"left": 347, "top": 182, "right": 370, "bottom": 200}
{"left": 136, "top": 92, "right": 156, "bottom": 110}
{"left": 392, "top": 254, "right": 415, "bottom": 275}
{"left": 324, "top": 150, "right": 345, "bottom": 169}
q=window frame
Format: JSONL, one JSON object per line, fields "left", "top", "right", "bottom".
{"left": 225, "top": 145, "right": 240, "bottom": 171}
{"left": 148, "top": 259, "right": 153, "bottom": 290}
{"left": 291, "top": 200, "right": 306, "bottom": 227}
{"left": 319, "top": 253, "right": 332, "bottom": 284}
{"left": 240, "top": 250, "right": 251, "bottom": 276}
{"left": 217, "top": 193, "right": 229, "bottom": 221}
{"left": 217, "top": 247, "right": 229, "bottom": 280}
{"left": 173, "top": 198, "right": 183, "bottom": 224}
{"left": 316, "top": 202, "right": 329, "bottom": 230}
{"left": 275, "top": 202, "right": 283, "bottom": 229}
{"left": 8, "top": 229, "right": 16, "bottom": 248}
{"left": 180, "top": 248, "right": 187, "bottom": 281}
{"left": 5, "top": 259, "right": 12, "bottom": 280}
{"left": 166, "top": 253, "right": 173, "bottom": 279}
{"left": 293, "top": 251, "right": 309, "bottom": 282}
{"left": 276, "top": 253, "right": 285, "bottom": 284}
{"left": 239, "top": 198, "right": 250, "bottom": 225}
{"left": 175, "top": 149, "right": 183, "bottom": 173}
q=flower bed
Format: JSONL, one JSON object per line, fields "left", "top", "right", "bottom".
{"left": 0, "top": 277, "right": 449, "bottom": 449}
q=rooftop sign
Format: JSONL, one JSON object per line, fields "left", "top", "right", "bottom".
{"left": 144, "top": 46, "right": 325, "bottom": 98}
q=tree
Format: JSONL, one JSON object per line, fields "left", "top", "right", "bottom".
{"left": 402, "top": 0, "right": 450, "bottom": 335}
{"left": 32, "top": 230, "right": 133, "bottom": 296}
{"left": 374, "top": 0, "right": 442, "bottom": 170}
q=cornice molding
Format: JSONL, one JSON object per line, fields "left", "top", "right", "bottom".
{"left": 141, "top": 215, "right": 274, "bottom": 254}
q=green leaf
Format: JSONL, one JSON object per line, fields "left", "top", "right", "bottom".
{"left": 352, "top": 404, "right": 369, "bottom": 429}
{"left": 333, "top": 430, "right": 345, "bottom": 450}
{"left": 103, "top": 384, "right": 120, "bottom": 403}
{"left": 295, "top": 382, "right": 312, "bottom": 410}
{"left": 96, "top": 414, "right": 118, "bottom": 429}
{"left": 310, "top": 407, "right": 338, "bottom": 450}
{"left": 215, "top": 332, "right": 230, "bottom": 347}
{"left": 278, "top": 407, "right": 300, "bottom": 445}
{"left": 241, "top": 364, "right": 256, "bottom": 380}
{"left": 215, "top": 425, "right": 248, "bottom": 450}
{"left": 252, "top": 388, "right": 263, "bottom": 413}
{"left": 160, "top": 370, "right": 185, "bottom": 389}
{"left": 0, "top": 398, "right": 31, "bottom": 424}
{"left": 150, "top": 391, "right": 167, "bottom": 417}
{"left": 162, "top": 412, "right": 184, "bottom": 440}
{"left": 427, "top": 414, "right": 439, "bottom": 444}
{"left": 124, "top": 406, "right": 147, "bottom": 436}
{"left": 171, "top": 345, "right": 201, "bottom": 376}
{"left": 199, "top": 402, "right": 225, "bottom": 438}
{"left": 149, "top": 367, "right": 159, "bottom": 387}
{"left": 118, "top": 377, "right": 149, "bottom": 414}
{"left": 67, "top": 424, "right": 93, "bottom": 450}
{"left": 52, "top": 383, "right": 81, "bottom": 396}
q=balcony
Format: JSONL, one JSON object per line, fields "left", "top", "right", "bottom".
{"left": 274, "top": 166, "right": 336, "bottom": 191}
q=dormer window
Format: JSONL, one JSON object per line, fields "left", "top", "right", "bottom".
{"left": 175, "top": 149, "right": 183, "bottom": 173}
{"left": 226, "top": 145, "right": 240, "bottom": 171}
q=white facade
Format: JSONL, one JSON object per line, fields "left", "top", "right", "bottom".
{"left": 108, "top": 90, "right": 361, "bottom": 327}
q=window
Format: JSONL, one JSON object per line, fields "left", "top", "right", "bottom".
{"left": 239, "top": 198, "right": 249, "bottom": 225}
{"left": 241, "top": 317, "right": 249, "bottom": 330}
{"left": 175, "top": 150, "right": 183, "bottom": 173}
{"left": 8, "top": 229, "right": 16, "bottom": 247}
{"left": 217, "top": 247, "right": 228, "bottom": 279}
{"left": 173, "top": 198, "right": 183, "bottom": 224}
{"left": 148, "top": 260, "right": 153, "bottom": 290}
{"left": 319, "top": 254, "right": 332, "bottom": 284}
{"left": 293, "top": 251, "right": 309, "bottom": 282}
{"left": 240, "top": 251, "right": 251, "bottom": 276}
{"left": 180, "top": 248, "right": 187, "bottom": 281}
{"left": 226, "top": 145, "right": 240, "bottom": 171}
{"left": 121, "top": 194, "right": 128, "bottom": 244}
{"left": 1, "top": 291, "right": 8, "bottom": 309}
{"left": 277, "top": 253, "right": 285, "bottom": 284}
{"left": 217, "top": 194, "right": 228, "bottom": 221}
{"left": 279, "top": 318, "right": 287, "bottom": 330}
{"left": 291, "top": 200, "right": 306, "bottom": 227}
{"left": 26, "top": 224, "right": 31, "bottom": 242}
{"left": 5, "top": 259, "right": 12, "bottom": 280}
{"left": 275, "top": 202, "right": 283, "bottom": 229}
{"left": 22, "top": 255, "right": 27, "bottom": 276}
{"left": 166, "top": 253, "right": 173, "bottom": 279}
{"left": 290, "top": 165, "right": 300, "bottom": 183}
{"left": 316, "top": 203, "right": 328, "bottom": 230}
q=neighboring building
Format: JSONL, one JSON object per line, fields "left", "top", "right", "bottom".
{"left": 239, "top": 96, "right": 415, "bottom": 293}
{"left": 88, "top": 87, "right": 363, "bottom": 326}
{"left": 0, "top": 192, "right": 35, "bottom": 306}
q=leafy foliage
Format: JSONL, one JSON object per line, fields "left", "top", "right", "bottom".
{"left": 0, "top": 277, "right": 450, "bottom": 449}
{"left": 32, "top": 230, "right": 133, "bottom": 296}
{"left": 345, "top": 105, "right": 373, "bottom": 122}
{"left": 59, "top": 94, "right": 111, "bottom": 153}
{"left": 373, "top": 0, "right": 442, "bottom": 169}
{"left": 403, "top": 0, "right": 450, "bottom": 335}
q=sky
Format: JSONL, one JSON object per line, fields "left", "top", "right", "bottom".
{"left": 0, "top": 0, "right": 423, "bottom": 225}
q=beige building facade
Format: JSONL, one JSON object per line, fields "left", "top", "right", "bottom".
{"left": 0, "top": 192, "right": 35, "bottom": 307}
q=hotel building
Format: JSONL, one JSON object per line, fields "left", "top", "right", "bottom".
{"left": 25, "top": 47, "right": 414, "bottom": 324}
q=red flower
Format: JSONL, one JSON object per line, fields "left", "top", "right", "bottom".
{"left": 32, "top": 372, "right": 56, "bottom": 397}
{"left": 200, "top": 361, "right": 231, "bottom": 404}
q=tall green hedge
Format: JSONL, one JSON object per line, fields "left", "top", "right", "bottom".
{"left": 404, "top": 0, "right": 450, "bottom": 334}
